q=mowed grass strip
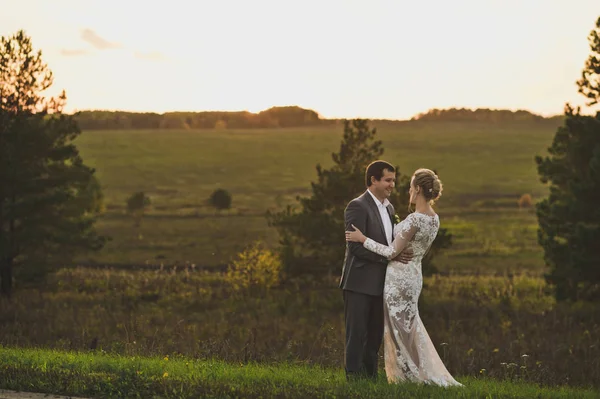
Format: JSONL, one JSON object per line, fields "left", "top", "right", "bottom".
{"left": 0, "top": 347, "right": 597, "bottom": 399}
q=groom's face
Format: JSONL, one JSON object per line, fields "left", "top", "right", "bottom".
{"left": 371, "top": 169, "right": 396, "bottom": 199}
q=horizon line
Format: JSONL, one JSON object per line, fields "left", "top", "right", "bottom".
{"left": 67, "top": 105, "right": 564, "bottom": 121}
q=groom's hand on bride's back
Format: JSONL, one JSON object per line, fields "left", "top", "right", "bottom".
{"left": 392, "top": 248, "right": 414, "bottom": 264}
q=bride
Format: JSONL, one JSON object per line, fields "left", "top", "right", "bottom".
{"left": 345, "top": 168, "right": 462, "bottom": 387}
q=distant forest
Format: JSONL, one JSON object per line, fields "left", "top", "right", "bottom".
{"left": 71, "top": 106, "right": 563, "bottom": 130}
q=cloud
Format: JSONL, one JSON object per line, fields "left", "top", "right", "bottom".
{"left": 134, "top": 51, "right": 167, "bottom": 61}
{"left": 81, "top": 28, "right": 121, "bottom": 50}
{"left": 60, "top": 49, "right": 88, "bottom": 56}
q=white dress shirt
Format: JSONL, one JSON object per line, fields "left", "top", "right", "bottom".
{"left": 367, "top": 189, "right": 393, "bottom": 245}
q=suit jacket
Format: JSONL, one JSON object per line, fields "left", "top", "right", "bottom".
{"left": 339, "top": 190, "right": 395, "bottom": 296}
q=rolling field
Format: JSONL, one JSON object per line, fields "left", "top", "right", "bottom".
{"left": 73, "top": 120, "right": 559, "bottom": 274}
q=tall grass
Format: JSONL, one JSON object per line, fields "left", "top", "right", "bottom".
{"left": 1, "top": 267, "right": 598, "bottom": 388}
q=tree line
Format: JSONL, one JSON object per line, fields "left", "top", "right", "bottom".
{"left": 72, "top": 106, "right": 329, "bottom": 130}
{"left": 71, "top": 107, "right": 561, "bottom": 130}
{"left": 411, "top": 107, "right": 563, "bottom": 123}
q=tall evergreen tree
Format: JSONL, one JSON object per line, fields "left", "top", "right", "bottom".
{"left": 577, "top": 17, "right": 600, "bottom": 106}
{"left": 0, "top": 30, "right": 106, "bottom": 298}
{"left": 535, "top": 17, "right": 600, "bottom": 301}
{"left": 267, "top": 119, "right": 451, "bottom": 278}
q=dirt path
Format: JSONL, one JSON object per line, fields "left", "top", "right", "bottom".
{"left": 0, "top": 390, "right": 88, "bottom": 399}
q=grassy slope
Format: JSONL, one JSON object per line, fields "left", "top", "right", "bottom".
{"left": 76, "top": 122, "right": 555, "bottom": 210}
{"left": 73, "top": 121, "right": 557, "bottom": 272}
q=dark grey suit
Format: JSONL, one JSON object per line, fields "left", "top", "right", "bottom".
{"left": 340, "top": 190, "right": 395, "bottom": 380}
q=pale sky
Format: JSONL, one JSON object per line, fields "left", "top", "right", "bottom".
{"left": 1, "top": 0, "right": 598, "bottom": 119}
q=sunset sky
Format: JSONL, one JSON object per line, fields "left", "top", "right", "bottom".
{"left": 1, "top": 0, "right": 598, "bottom": 119}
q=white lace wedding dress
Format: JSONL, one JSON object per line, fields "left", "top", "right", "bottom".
{"left": 363, "top": 212, "right": 463, "bottom": 387}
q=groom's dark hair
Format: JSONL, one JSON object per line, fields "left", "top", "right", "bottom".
{"left": 365, "top": 160, "right": 395, "bottom": 187}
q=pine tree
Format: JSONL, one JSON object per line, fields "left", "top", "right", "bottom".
{"left": 267, "top": 119, "right": 452, "bottom": 278}
{"left": 0, "top": 30, "right": 106, "bottom": 298}
{"left": 535, "top": 17, "right": 600, "bottom": 301}
{"left": 577, "top": 17, "right": 600, "bottom": 106}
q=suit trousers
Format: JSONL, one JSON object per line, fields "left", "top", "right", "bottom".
{"left": 343, "top": 289, "right": 384, "bottom": 380}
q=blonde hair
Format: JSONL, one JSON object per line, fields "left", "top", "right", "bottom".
{"left": 411, "top": 168, "right": 443, "bottom": 205}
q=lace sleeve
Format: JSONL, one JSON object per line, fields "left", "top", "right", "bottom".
{"left": 363, "top": 214, "right": 419, "bottom": 260}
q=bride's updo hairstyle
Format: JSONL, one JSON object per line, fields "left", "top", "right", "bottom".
{"left": 412, "top": 168, "right": 443, "bottom": 205}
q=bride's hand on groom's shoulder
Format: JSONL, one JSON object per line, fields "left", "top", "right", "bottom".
{"left": 345, "top": 224, "right": 366, "bottom": 243}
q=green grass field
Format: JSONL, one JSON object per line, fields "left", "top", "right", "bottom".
{"left": 1, "top": 347, "right": 598, "bottom": 399}
{"left": 73, "top": 120, "right": 558, "bottom": 273}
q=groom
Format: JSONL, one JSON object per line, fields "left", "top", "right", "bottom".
{"left": 339, "top": 160, "right": 412, "bottom": 381}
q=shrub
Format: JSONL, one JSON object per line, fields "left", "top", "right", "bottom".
{"left": 225, "top": 241, "right": 282, "bottom": 292}
{"left": 518, "top": 194, "right": 533, "bottom": 209}
{"left": 126, "top": 192, "right": 151, "bottom": 226}
{"left": 209, "top": 189, "right": 232, "bottom": 211}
